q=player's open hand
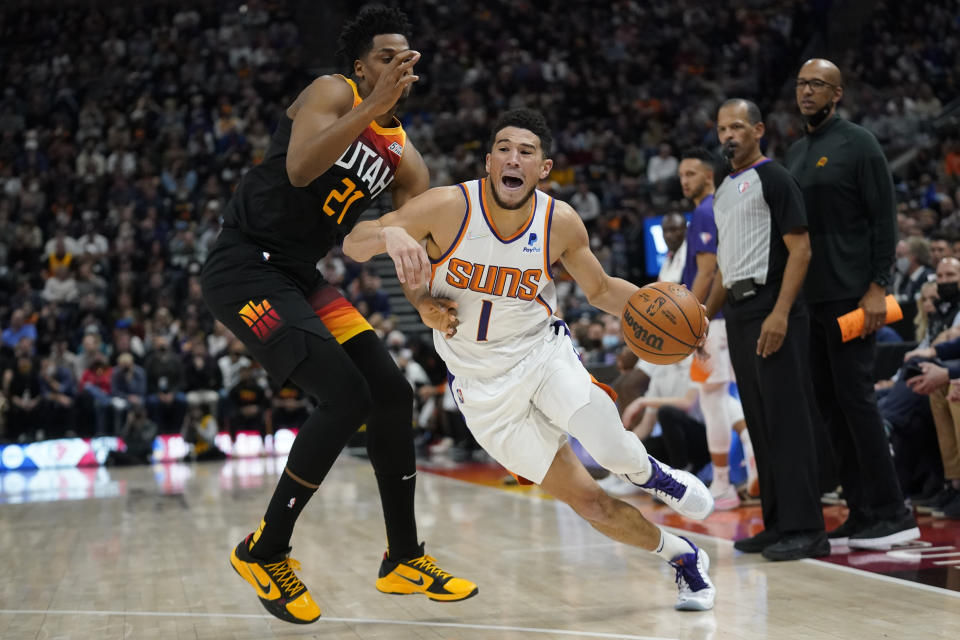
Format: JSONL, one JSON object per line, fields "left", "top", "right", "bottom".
{"left": 383, "top": 226, "right": 430, "bottom": 286}
{"left": 417, "top": 296, "right": 459, "bottom": 338}
{"left": 367, "top": 50, "right": 420, "bottom": 116}
{"left": 756, "top": 310, "right": 788, "bottom": 358}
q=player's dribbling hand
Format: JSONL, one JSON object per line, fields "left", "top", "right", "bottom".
{"left": 383, "top": 226, "right": 430, "bottom": 286}
{"left": 367, "top": 50, "right": 421, "bottom": 116}
{"left": 416, "top": 296, "right": 459, "bottom": 338}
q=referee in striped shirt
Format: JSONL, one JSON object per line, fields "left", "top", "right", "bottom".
{"left": 704, "top": 99, "right": 828, "bottom": 561}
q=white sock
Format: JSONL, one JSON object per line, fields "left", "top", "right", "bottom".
{"left": 652, "top": 529, "right": 694, "bottom": 562}
{"left": 712, "top": 465, "right": 730, "bottom": 489}
{"left": 740, "top": 429, "right": 756, "bottom": 469}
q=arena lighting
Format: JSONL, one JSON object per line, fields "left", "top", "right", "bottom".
{"left": 0, "top": 429, "right": 298, "bottom": 471}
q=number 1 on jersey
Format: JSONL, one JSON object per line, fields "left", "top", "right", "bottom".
{"left": 477, "top": 300, "right": 493, "bottom": 341}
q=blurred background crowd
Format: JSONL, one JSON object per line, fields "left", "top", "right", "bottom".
{"left": 1, "top": 1, "right": 959, "bottom": 486}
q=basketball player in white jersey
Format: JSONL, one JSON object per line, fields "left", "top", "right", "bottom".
{"left": 344, "top": 109, "right": 716, "bottom": 611}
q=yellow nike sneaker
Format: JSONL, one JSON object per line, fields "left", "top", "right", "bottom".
{"left": 375, "top": 544, "right": 478, "bottom": 602}
{"left": 229, "top": 533, "right": 321, "bottom": 624}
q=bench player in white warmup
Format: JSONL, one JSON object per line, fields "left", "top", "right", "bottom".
{"left": 344, "top": 109, "right": 715, "bottom": 610}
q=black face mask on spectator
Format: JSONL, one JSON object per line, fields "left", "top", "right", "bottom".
{"left": 937, "top": 281, "right": 959, "bottom": 302}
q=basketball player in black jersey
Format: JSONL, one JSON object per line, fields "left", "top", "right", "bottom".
{"left": 202, "top": 6, "right": 476, "bottom": 624}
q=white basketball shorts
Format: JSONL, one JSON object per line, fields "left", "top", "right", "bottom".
{"left": 447, "top": 328, "right": 594, "bottom": 484}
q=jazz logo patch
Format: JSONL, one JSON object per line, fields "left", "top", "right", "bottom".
{"left": 238, "top": 299, "right": 284, "bottom": 342}
{"left": 817, "top": 156, "right": 829, "bottom": 167}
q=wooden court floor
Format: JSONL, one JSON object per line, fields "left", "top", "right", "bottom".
{"left": 1, "top": 454, "right": 958, "bottom": 640}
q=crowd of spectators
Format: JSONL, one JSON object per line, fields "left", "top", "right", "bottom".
{"left": 0, "top": 0, "right": 959, "bottom": 499}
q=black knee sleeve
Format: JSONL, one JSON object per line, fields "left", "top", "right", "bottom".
{"left": 284, "top": 332, "right": 373, "bottom": 484}
{"left": 365, "top": 371, "right": 416, "bottom": 475}
{"left": 339, "top": 332, "right": 415, "bottom": 476}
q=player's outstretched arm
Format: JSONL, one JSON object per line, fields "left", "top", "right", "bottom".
{"left": 286, "top": 51, "right": 420, "bottom": 187}
{"left": 553, "top": 202, "right": 639, "bottom": 316}
{"left": 342, "top": 185, "right": 463, "bottom": 286}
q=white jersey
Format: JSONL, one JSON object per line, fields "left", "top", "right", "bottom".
{"left": 430, "top": 178, "right": 558, "bottom": 378}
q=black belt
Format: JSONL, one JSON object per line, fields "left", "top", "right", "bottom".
{"left": 726, "top": 278, "right": 761, "bottom": 303}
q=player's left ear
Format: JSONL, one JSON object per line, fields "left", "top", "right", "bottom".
{"left": 539, "top": 158, "right": 554, "bottom": 180}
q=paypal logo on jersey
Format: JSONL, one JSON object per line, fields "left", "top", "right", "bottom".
{"left": 522, "top": 232, "right": 541, "bottom": 253}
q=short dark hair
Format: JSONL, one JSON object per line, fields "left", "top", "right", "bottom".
{"left": 721, "top": 98, "right": 763, "bottom": 125}
{"left": 931, "top": 230, "right": 956, "bottom": 243}
{"left": 680, "top": 147, "right": 716, "bottom": 173}
{"left": 337, "top": 5, "right": 412, "bottom": 67}
{"left": 488, "top": 108, "right": 553, "bottom": 156}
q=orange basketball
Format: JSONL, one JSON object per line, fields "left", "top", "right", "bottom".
{"left": 621, "top": 282, "right": 706, "bottom": 365}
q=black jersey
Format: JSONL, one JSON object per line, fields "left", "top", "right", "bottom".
{"left": 222, "top": 75, "right": 408, "bottom": 267}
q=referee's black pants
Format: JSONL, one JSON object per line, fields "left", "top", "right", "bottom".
{"left": 808, "top": 298, "right": 908, "bottom": 522}
{"left": 724, "top": 285, "right": 824, "bottom": 534}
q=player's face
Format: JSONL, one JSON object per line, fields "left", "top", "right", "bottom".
{"left": 716, "top": 105, "right": 764, "bottom": 168}
{"left": 357, "top": 34, "right": 415, "bottom": 102}
{"left": 485, "top": 127, "right": 553, "bottom": 211}
{"left": 677, "top": 159, "right": 711, "bottom": 201}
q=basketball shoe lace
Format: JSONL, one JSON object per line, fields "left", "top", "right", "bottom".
{"left": 638, "top": 463, "right": 687, "bottom": 500}
{"left": 409, "top": 555, "right": 453, "bottom": 581}
{"left": 263, "top": 556, "right": 307, "bottom": 597}
{"left": 671, "top": 552, "right": 707, "bottom": 594}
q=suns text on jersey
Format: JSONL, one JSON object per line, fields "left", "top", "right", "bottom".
{"left": 444, "top": 258, "right": 542, "bottom": 301}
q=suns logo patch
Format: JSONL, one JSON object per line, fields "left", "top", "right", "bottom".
{"left": 816, "top": 156, "right": 829, "bottom": 167}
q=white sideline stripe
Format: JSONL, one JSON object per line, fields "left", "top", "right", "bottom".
{"left": 888, "top": 545, "right": 955, "bottom": 558}
{"left": 0, "top": 609, "right": 677, "bottom": 640}
{"left": 436, "top": 471, "right": 960, "bottom": 598}
{"left": 800, "top": 559, "right": 960, "bottom": 599}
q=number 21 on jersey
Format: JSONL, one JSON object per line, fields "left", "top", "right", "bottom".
{"left": 324, "top": 177, "right": 365, "bottom": 224}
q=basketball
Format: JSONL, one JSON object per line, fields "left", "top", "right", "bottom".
{"left": 621, "top": 282, "right": 706, "bottom": 365}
